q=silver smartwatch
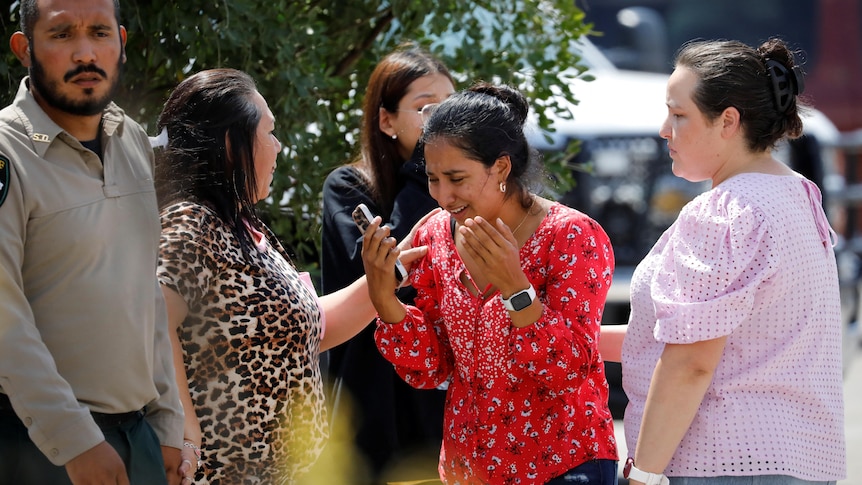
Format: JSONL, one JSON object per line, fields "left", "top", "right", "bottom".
{"left": 500, "top": 285, "right": 536, "bottom": 312}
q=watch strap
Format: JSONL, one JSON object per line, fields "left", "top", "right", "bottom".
{"left": 624, "top": 458, "right": 669, "bottom": 485}
{"left": 500, "top": 285, "right": 536, "bottom": 311}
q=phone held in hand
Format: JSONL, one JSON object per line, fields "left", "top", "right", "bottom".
{"left": 352, "top": 203, "right": 408, "bottom": 283}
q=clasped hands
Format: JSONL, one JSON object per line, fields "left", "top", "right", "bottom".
{"left": 360, "top": 210, "right": 528, "bottom": 305}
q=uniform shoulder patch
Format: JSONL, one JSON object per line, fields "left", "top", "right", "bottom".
{"left": 0, "top": 155, "right": 9, "bottom": 208}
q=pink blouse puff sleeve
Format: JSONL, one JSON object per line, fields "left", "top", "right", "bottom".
{"left": 651, "top": 189, "right": 780, "bottom": 344}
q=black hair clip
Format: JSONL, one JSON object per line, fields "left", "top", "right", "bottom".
{"left": 766, "top": 59, "right": 805, "bottom": 113}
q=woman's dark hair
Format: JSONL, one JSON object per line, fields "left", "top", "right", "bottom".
{"left": 674, "top": 38, "right": 807, "bottom": 152}
{"left": 356, "top": 44, "right": 454, "bottom": 217}
{"left": 420, "top": 82, "right": 540, "bottom": 209}
{"left": 154, "top": 68, "right": 262, "bottom": 254}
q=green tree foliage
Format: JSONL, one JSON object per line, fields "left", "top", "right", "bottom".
{"left": 1, "top": 0, "right": 592, "bottom": 271}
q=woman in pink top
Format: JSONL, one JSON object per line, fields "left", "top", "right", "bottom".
{"left": 621, "top": 39, "right": 846, "bottom": 485}
{"left": 360, "top": 83, "right": 618, "bottom": 484}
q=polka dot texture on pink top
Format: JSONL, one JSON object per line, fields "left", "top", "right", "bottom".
{"left": 623, "top": 173, "right": 845, "bottom": 480}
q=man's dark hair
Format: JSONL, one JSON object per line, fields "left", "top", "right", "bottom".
{"left": 19, "top": 0, "right": 122, "bottom": 38}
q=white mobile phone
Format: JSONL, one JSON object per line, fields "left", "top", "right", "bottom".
{"left": 352, "top": 203, "right": 408, "bottom": 283}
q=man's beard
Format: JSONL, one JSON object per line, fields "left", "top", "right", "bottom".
{"left": 29, "top": 50, "right": 124, "bottom": 117}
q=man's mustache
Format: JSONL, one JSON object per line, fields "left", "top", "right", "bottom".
{"left": 63, "top": 64, "right": 108, "bottom": 82}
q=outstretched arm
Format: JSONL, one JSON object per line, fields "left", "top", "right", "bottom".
{"left": 321, "top": 209, "right": 438, "bottom": 350}
{"left": 599, "top": 324, "right": 627, "bottom": 363}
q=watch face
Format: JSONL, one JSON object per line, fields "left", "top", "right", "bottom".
{"left": 510, "top": 291, "right": 532, "bottom": 311}
{"left": 623, "top": 457, "right": 633, "bottom": 479}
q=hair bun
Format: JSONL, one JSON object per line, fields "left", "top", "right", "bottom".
{"left": 469, "top": 83, "right": 529, "bottom": 125}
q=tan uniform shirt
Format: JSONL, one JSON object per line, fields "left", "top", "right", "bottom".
{"left": 0, "top": 78, "right": 184, "bottom": 465}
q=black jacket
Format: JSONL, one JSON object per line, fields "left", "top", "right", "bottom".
{"left": 319, "top": 153, "right": 445, "bottom": 483}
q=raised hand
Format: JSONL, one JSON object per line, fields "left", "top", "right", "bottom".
{"left": 458, "top": 216, "right": 530, "bottom": 297}
{"left": 360, "top": 216, "right": 427, "bottom": 323}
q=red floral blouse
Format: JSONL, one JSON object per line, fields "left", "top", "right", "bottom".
{"left": 374, "top": 203, "right": 618, "bottom": 485}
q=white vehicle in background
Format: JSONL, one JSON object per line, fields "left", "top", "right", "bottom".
{"left": 526, "top": 37, "right": 846, "bottom": 415}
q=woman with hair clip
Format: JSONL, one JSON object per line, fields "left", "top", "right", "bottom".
{"left": 620, "top": 39, "right": 846, "bottom": 485}
{"left": 320, "top": 44, "right": 455, "bottom": 484}
{"left": 153, "top": 68, "right": 428, "bottom": 484}
{"left": 359, "top": 82, "right": 619, "bottom": 485}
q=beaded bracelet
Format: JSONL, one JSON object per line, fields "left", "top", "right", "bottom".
{"left": 182, "top": 441, "right": 202, "bottom": 468}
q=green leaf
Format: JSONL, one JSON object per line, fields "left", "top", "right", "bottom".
{"left": 0, "top": 0, "right": 592, "bottom": 271}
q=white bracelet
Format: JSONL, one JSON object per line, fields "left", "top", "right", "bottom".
{"left": 182, "top": 441, "right": 202, "bottom": 468}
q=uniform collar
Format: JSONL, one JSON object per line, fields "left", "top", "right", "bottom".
{"left": 11, "top": 77, "right": 126, "bottom": 158}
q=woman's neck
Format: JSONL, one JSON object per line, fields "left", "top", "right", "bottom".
{"left": 712, "top": 151, "right": 789, "bottom": 186}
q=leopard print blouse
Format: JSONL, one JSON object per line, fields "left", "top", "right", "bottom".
{"left": 158, "top": 201, "right": 327, "bottom": 484}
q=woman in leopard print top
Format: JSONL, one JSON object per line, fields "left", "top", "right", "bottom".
{"left": 153, "top": 69, "right": 413, "bottom": 484}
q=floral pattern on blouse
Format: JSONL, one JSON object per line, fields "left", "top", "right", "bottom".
{"left": 375, "top": 203, "right": 618, "bottom": 485}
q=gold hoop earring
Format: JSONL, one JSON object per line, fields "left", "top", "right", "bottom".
{"left": 499, "top": 181, "right": 506, "bottom": 193}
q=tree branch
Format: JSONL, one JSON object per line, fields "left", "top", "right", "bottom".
{"left": 331, "top": 9, "right": 394, "bottom": 77}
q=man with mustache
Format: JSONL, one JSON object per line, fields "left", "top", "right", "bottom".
{"left": 0, "top": 1, "right": 185, "bottom": 484}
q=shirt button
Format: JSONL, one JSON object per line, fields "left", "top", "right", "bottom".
{"left": 24, "top": 417, "right": 32, "bottom": 426}
{"left": 50, "top": 448, "right": 59, "bottom": 457}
